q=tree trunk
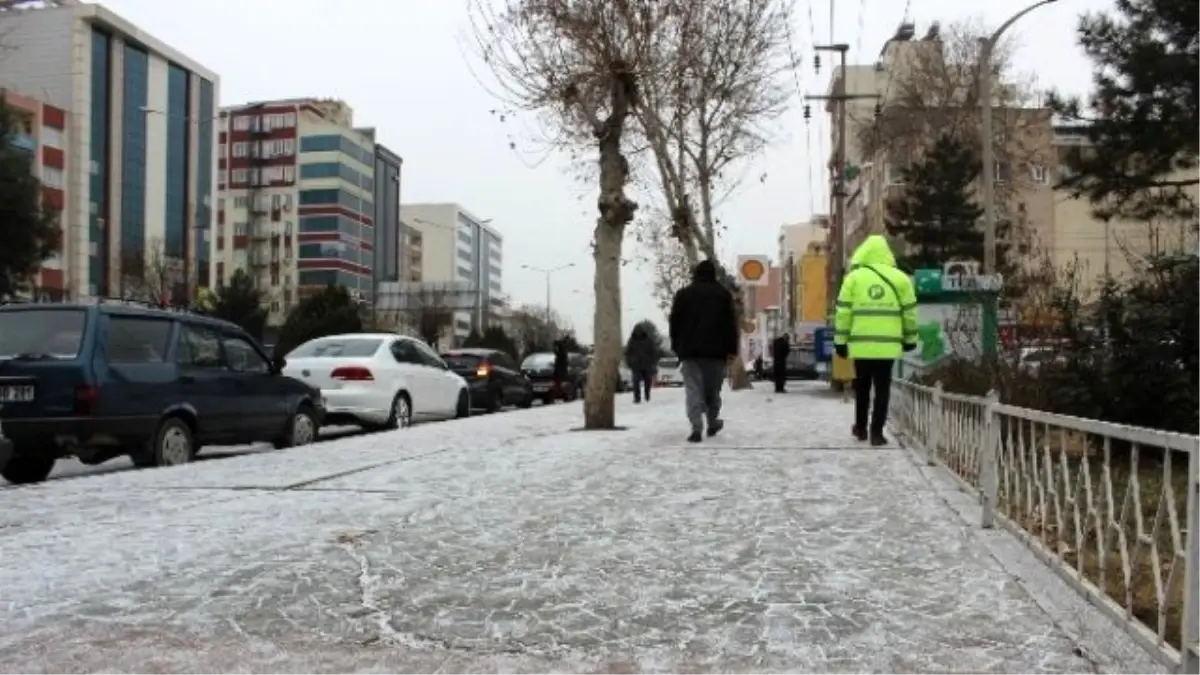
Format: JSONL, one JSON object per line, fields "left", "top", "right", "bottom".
{"left": 585, "top": 222, "right": 622, "bottom": 428}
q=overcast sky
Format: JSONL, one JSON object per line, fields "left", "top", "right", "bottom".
{"left": 96, "top": 0, "right": 1110, "bottom": 340}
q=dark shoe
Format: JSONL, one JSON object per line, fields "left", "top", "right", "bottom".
{"left": 633, "top": 398, "right": 641, "bottom": 404}
{"left": 852, "top": 425, "right": 868, "bottom": 441}
{"left": 687, "top": 430, "right": 703, "bottom": 443}
{"left": 706, "top": 420, "right": 724, "bottom": 437}
{"left": 870, "top": 432, "right": 888, "bottom": 446}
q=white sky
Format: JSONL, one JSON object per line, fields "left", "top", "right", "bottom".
{"left": 95, "top": 0, "right": 1110, "bottom": 340}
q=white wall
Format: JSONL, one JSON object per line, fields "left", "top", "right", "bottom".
{"left": 399, "top": 203, "right": 458, "bottom": 282}
{"left": 143, "top": 54, "right": 168, "bottom": 249}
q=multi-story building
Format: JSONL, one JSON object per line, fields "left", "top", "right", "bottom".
{"left": 399, "top": 203, "right": 504, "bottom": 339}
{"left": 777, "top": 221, "right": 825, "bottom": 267}
{"left": 2, "top": 88, "right": 70, "bottom": 298}
{"left": 215, "top": 98, "right": 381, "bottom": 323}
{"left": 0, "top": 1, "right": 219, "bottom": 301}
{"left": 399, "top": 220, "right": 422, "bottom": 282}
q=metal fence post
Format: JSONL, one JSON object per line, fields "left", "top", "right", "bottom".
{"left": 980, "top": 390, "right": 1001, "bottom": 529}
{"left": 1179, "top": 445, "right": 1198, "bottom": 674}
{"left": 928, "top": 382, "right": 944, "bottom": 466}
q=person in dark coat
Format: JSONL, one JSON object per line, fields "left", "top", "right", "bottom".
{"left": 624, "top": 325, "right": 659, "bottom": 403}
{"left": 552, "top": 338, "right": 570, "bottom": 399}
{"left": 772, "top": 333, "right": 791, "bottom": 393}
{"left": 669, "top": 259, "right": 738, "bottom": 443}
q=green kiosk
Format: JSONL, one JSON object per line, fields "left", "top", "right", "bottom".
{"left": 898, "top": 261, "right": 1003, "bottom": 379}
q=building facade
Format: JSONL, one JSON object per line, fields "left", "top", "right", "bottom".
{"left": 399, "top": 202, "right": 504, "bottom": 339}
{"left": 0, "top": 2, "right": 219, "bottom": 301}
{"left": 2, "top": 89, "right": 70, "bottom": 298}
{"left": 215, "top": 98, "right": 377, "bottom": 324}
{"left": 373, "top": 143, "right": 403, "bottom": 290}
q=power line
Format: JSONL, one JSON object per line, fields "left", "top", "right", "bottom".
{"left": 785, "top": 7, "right": 817, "bottom": 219}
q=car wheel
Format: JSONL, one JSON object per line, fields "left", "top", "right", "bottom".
{"left": 455, "top": 389, "right": 471, "bottom": 418}
{"left": 0, "top": 455, "right": 56, "bottom": 485}
{"left": 273, "top": 404, "right": 318, "bottom": 449}
{"left": 486, "top": 384, "right": 503, "bottom": 413}
{"left": 144, "top": 417, "right": 195, "bottom": 468}
{"left": 542, "top": 396, "right": 554, "bottom": 405}
{"left": 516, "top": 393, "right": 533, "bottom": 409}
{"left": 384, "top": 392, "right": 413, "bottom": 430}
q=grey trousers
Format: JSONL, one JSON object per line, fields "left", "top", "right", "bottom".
{"left": 680, "top": 358, "right": 726, "bottom": 431}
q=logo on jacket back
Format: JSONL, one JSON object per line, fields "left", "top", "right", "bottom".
{"left": 867, "top": 284, "right": 885, "bottom": 300}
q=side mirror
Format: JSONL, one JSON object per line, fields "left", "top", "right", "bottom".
{"left": 270, "top": 354, "right": 287, "bottom": 374}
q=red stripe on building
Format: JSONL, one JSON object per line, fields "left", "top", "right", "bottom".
{"left": 298, "top": 232, "right": 340, "bottom": 243}
{"left": 298, "top": 205, "right": 373, "bottom": 223}
{"left": 360, "top": 241, "right": 373, "bottom": 251}
{"left": 42, "top": 187, "right": 64, "bottom": 212}
{"left": 42, "top": 105, "right": 66, "bottom": 129}
{"left": 42, "top": 146, "right": 64, "bottom": 170}
{"left": 38, "top": 268, "right": 64, "bottom": 290}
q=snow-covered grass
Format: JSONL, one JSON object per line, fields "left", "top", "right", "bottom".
{"left": 0, "top": 385, "right": 1165, "bottom": 673}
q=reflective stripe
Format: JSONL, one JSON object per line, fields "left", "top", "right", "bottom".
{"left": 847, "top": 335, "right": 905, "bottom": 343}
{"left": 834, "top": 330, "right": 850, "bottom": 337}
{"left": 836, "top": 301, "right": 853, "bottom": 308}
{"left": 901, "top": 302, "right": 918, "bottom": 311}
{"left": 851, "top": 308, "right": 902, "bottom": 317}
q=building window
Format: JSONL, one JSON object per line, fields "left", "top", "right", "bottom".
{"left": 299, "top": 134, "right": 340, "bottom": 153}
{"left": 232, "top": 169, "right": 248, "bottom": 183}
{"left": 1030, "top": 164, "right": 1048, "bottom": 184}
{"left": 457, "top": 248, "right": 472, "bottom": 262}
{"left": 457, "top": 265, "right": 472, "bottom": 279}
{"left": 457, "top": 229, "right": 472, "bottom": 244}
{"left": 233, "top": 116, "right": 252, "bottom": 131}
{"left": 299, "top": 188, "right": 339, "bottom": 205}
{"left": 232, "top": 142, "right": 248, "bottom": 157}
{"left": 994, "top": 161, "right": 1011, "bottom": 183}
{"left": 282, "top": 166, "right": 295, "bottom": 182}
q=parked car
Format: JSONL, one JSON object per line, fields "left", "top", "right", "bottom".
{"left": 655, "top": 354, "right": 684, "bottom": 387}
{"left": 784, "top": 349, "right": 819, "bottom": 380}
{"left": 441, "top": 348, "right": 533, "bottom": 412}
{"left": 283, "top": 333, "right": 469, "bottom": 430}
{"left": 0, "top": 300, "right": 323, "bottom": 485}
{"left": 520, "top": 351, "right": 587, "bottom": 403}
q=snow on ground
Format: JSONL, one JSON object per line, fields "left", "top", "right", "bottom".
{"left": 0, "top": 384, "right": 1163, "bottom": 673}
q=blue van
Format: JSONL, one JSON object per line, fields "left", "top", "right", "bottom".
{"left": 0, "top": 300, "right": 324, "bottom": 484}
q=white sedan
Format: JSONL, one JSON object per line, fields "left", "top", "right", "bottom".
{"left": 282, "top": 333, "right": 470, "bottom": 430}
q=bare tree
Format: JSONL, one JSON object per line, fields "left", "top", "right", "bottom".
{"left": 507, "top": 303, "right": 567, "bottom": 356}
{"left": 643, "top": 215, "right": 692, "bottom": 316}
{"left": 409, "top": 286, "right": 454, "bottom": 347}
{"left": 119, "top": 236, "right": 187, "bottom": 304}
{"left": 469, "top": 0, "right": 677, "bottom": 428}
{"left": 856, "top": 20, "right": 1045, "bottom": 207}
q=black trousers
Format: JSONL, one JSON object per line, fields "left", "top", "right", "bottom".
{"left": 632, "top": 369, "right": 653, "bottom": 401}
{"left": 854, "top": 358, "right": 894, "bottom": 434}
{"left": 773, "top": 367, "right": 787, "bottom": 392}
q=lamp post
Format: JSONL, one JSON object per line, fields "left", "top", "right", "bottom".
{"left": 521, "top": 262, "right": 575, "bottom": 343}
{"left": 980, "top": 0, "right": 1060, "bottom": 275}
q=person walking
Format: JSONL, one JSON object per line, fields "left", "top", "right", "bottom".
{"left": 552, "top": 337, "right": 570, "bottom": 401}
{"left": 669, "top": 259, "right": 738, "bottom": 443}
{"left": 624, "top": 325, "right": 658, "bottom": 403}
{"left": 771, "top": 333, "right": 791, "bottom": 393}
{"left": 833, "top": 235, "right": 919, "bottom": 446}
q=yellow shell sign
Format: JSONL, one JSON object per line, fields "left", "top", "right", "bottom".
{"left": 736, "top": 255, "right": 770, "bottom": 287}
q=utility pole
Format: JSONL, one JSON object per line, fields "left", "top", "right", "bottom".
{"left": 521, "top": 262, "right": 575, "bottom": 345}
{"left": 805, "top": 44, "right": 880, "bottom": 311}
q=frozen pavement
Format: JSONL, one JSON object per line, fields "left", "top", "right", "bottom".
{"left": 0, "top": 384, "right": 1162, "bottom": 673}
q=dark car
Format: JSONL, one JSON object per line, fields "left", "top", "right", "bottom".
{"left": 440, "top": 348, "right": 533, "bottom": 412}
{"left": 785, "top": 348, "right": 819, "bottom": 380}
{"left": 521, "top": 351, "right": 586, "bottom": 404}
{"left": 0, "top": 300, "right": 324, "bottom": 485}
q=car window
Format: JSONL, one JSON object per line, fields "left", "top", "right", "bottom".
{"left": 441, "top": 353, "right": 481, "bottom": 370}
{"left": 492, "top": 352, "right": 517, "bottom": 370}
{"left": 412, "top": 340, "right": 448, "bottom": 369}
{"left": 177, "top": 324, "right": 223, "bottom": 368}
{"left": 0, "top": 308, "right": 86, "bottom": 359}
{"left": 106, "top": 316, "right": 172, "bottom": 363}
{"left": 222, "top": 335, "right": 270, "bottom": 374}
{"left": 521, "top": 353, "right": 554, "bottom": 369}
{"left": 390, "top": 339, "right": 423, "bottom": 364}
{"left": 288, "top": 338, "right": 382, "bottom": 358}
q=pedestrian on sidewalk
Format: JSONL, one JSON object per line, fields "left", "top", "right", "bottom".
{"left": 771, "top": 333, "right": 791, "bottom": 393}
{"left": 624, "top": 325, "right": 658, "bottom": 403}
{"left": 668, "top": 259, "right": 738, "bottom": 443}
{"left": 552, "top": 337, "right": 570, "bottom": 400}
{"left": 832, "top": 235, "right": 919, "bottom": 446}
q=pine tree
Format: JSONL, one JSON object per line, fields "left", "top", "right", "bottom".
{"left": 884, "top": 135, "right": 996, "bottom": 271}
{"left": 210, "top": 269, "right": 267, "bottom": 341}
{"left": 0, "top": 100, "right": 60, "bottom": 298}
{"left": 1048, "top": 0, "right": 1198, "bottom": 222}
{"left": 275, "top": 285, "right": 363, "bottom": 356}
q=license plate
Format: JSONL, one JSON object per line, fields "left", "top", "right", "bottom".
{"left": 0, "top": 385, "right": 35, "bottom": 402}
{"left": 533, "top": 383, "right": 550, "bottom": 392}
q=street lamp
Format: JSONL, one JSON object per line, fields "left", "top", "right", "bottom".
{"left": 521, "top": 262, "right": 575, "bottom": 338}
{"left": 980, "top": 0, "right": 1060, "bottom": 275}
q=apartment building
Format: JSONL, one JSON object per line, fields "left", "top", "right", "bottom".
{"left": 399, "top": 202, "right": 504, "bottom": 338}
{"left": 3, "top": 89, "right": 70, "bottom": 298}
{"left": 215, "top": 98, "right": 387, "bottom": 324}
{"left": 777, "top": 221, "right": 826, "bottom": 266}
{"left": 398, "top": 220, "right": 422, "bottom": 282}
{"left": 825, "top": 21, "right": 1191, "bottom": 297}
{"left": 0, "top": 1, "right": 219, "bottom": 301}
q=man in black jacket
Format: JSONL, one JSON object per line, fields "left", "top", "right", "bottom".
{"left": 772, "top": 333, "right": 791, "bottom": 393}
{"left": 669, "top": 259, "right": 738, "bottom": 443}
{"left": 624, "top": 325, "right": 658, "bottom": 403}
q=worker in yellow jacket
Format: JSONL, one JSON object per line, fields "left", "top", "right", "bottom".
{"left": 833, "top": 235, "right": 918, "bottom": 445}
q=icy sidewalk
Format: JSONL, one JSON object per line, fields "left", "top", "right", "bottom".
{"left": 0, "top": 385, "right": 1162, "bottom": 673}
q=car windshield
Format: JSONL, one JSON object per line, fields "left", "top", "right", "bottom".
{"left": 522, "top": 353, "right": 554, "bottom": 369}
{"left": 288, "top": 338, "right": 382, "bottom": 358}
{"left": 442, "top": 354, "right": 481, "bottom": 369}
{"left": 0, "top": 309, "right": 86, "bottom": 359}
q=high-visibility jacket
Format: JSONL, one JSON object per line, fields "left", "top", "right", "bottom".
{"left": 833, "top": 235, "right": 918, "bottom": 359}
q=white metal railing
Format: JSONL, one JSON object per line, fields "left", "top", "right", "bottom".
{"left": 891, "top": 379, "right": 1199, "bottom": 673}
